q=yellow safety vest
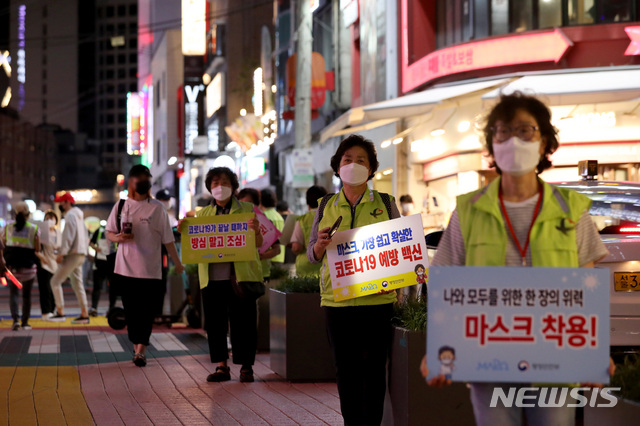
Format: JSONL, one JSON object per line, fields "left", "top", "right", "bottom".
{"left": 318, "top": 188, "right": 397, "bottom": 307}
{"left": 5, "top": 222, "right": 38, "bottom": 249}
{"left": 295, "top": 209, "right": 321, "bottom": 277}
{"left": 196, "top": 198, "right": 263, "bottom": 289}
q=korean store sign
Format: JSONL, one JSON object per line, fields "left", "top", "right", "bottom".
{"left": 327, "top": 214, "right": 429, "bottom": 301}
{"left": 426, "top": 267, "right": 610, "bottom": 383}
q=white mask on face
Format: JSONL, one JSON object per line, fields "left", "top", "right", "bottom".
{"left": 492, "top": 137, "right": 542, "bottom": 176}
{"left": 211, "top": 185, "right": 233, "bottom": 201}
{"left": 339, "top": 163, "right": 370, "bottom": 186}
{"left": 401, "top": 203, "right": 413, "bottom": 214}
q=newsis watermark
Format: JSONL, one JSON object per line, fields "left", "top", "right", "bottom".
{"left": 490, "top": 387, "right": 621, "bottom": 408}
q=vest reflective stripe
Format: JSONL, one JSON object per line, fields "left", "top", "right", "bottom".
{"left": 196, "top": 199, "right": 263, "bottom": 288}
{"left": 6, "top": 222, "right": 38, "bottom": 249}
{"left": 295, "top": 210, "right": 321, "bottom": 277}
{"left": 319, "top": 188, "right": 397, "bottom": 307}
{"left": 457, "top": 178, "right": 591, "bottom": 267}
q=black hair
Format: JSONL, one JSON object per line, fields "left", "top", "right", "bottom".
{"left": 306, "top": 185, "right": 328, "bottom": 209}
{"left": 483, "top": 92, "right": 559, "bottom": 174}
{"left": 129, "top": 164, "right": 152, "bottom": 178}
{"left": 205, "top": 167, "right": 240, "bottom": 194}
{"left": 330, "top": 134, "right": 379, "bottom": 181}
{"left": 238, "top": 188, "right": 260, "bottom": 206}
{"left": 261, "top": 189, "right": 277, "bottom": 208}
{"left": 44, "top": 210, "right": 58, "bottom": 225}
{"left": 14, "top": 212, "right": 27, "bottom": 232}
{"left": 400, "top": 195, "right": 414, "bottom": 204}
{"left": 276, "top": 200, "right": 289, "bottom": 213}
{"left": 414, "top": 264, "right": 425, "bottom": 273}
{"left": 439, "top": 346, "right": 455, "bottom": 357}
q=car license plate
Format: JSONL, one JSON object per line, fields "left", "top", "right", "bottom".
{"left": 614, "top": 272, "right": 640, "bottom": 291}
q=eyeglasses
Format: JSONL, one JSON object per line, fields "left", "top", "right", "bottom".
{"left": 491, "top": 124, "right": 539, "bottom": 142}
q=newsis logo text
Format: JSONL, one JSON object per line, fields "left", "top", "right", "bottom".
{"left": 490, "top": 387, "right": 621, "bottom": 408}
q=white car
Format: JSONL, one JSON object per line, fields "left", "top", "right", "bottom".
{"left": 555, "top": 180, "right": 640, "bottom": 350}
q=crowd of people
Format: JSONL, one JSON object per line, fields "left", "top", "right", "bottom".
{"left": 0, "top": 92, "right": 615, "bottom": 426}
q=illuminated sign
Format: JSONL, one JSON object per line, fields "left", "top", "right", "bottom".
{"left": 206, "top": 73, "right": 223, "bottom": 118}
{"left": 310, "top": 0, "right": 320, "bottom": 13}
{"left": 551, "top": 142, "right": 640, "bottom": 166}
{"left": 0, "top": 51, "right": 11, "bottom": 108}
{"left": 182, "top": 0, "right": 206, "bottom": 56}
{"left": 17, "top": 4, "right": 26, "bottom": 110}
{"left": 253, "top": 67, "right": 263, "bottom": 116}
{"left": 127, "top": 92, "right": 148, "bottom": 155}
{"left": 185, "top": 84, "right": 204, "bottom": 154}
{"left": 400, "top": 0, "right": 573, "bottom": 93}
{"left": 625, "top": 26, "right": 640, "bottom": 56}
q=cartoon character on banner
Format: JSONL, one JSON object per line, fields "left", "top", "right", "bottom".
{"left": 438, "top": 346, "right": 456, "bottom": 380}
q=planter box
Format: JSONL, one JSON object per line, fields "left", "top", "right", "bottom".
{"left": 269, "top": 289, "right": 335, "bottom": 381}
{"left": 257, "top": 279, "right": 282, "bottom": 351}
{"left": 585, "top": 396, "right": 640, "bottom": 426}
{"left": 389, "top": 327, "right": 475, "bottom": 426}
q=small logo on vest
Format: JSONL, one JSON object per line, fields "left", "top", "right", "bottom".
{"left": 556, "top": 218, "right": 576, "bottom": 235}
{"left": 370, "top": 208, "right": 384, "bottom": 218}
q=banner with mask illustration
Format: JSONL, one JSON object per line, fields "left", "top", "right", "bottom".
{"left": 180, "top": 214, "right": 257, "bottom": 264}
{"left": 426, "top": 266, "right": 610, "bottom": 383}
{"left": 326, "top": 214, "right": 428, "bottom": 301}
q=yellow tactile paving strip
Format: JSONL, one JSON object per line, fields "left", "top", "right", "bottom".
{"left": 0, "top": 317, "right": 110, "bottom": 328}
{"left": 0, "top": 366, "right": 93, "bottom": 425}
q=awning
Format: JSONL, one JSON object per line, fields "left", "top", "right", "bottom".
{"left": 482, "top": 67, "right": 640, "bottom": 105}
{"left": 319, "top": 77, "right": 511, "bottom": 143}
{"left": 362, "top": 78, "right": 512, "bottom": 121}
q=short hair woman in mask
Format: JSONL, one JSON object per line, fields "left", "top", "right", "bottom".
{"left": 307, "top": 134, "right": 401, "bottom": 426}
{"left": 425, "top": 92, "right": 611, "bottom": 426}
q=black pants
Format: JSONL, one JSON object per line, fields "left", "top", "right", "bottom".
{"left": 202, "top": 280, "right": 257, "bottom": 366}
{"left": 324, "top": 304, "right": 394, "bottom": 426}
{"left": 118, "top": 274, "right": 161, "bottom": 346}
{"left": 36, "top": 265, "right": 55, "bottom": 315}
{"left": 91, "top": 260, "right": 115, "bottom": 310}
{"left": 9, "top": 277, "right": 35, "bottom": 324}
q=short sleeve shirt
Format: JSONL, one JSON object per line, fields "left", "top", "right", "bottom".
{"left": 106, "top": 198, "right": 174, "bottom": 279}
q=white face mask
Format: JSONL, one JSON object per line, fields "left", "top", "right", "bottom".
{"left": 418, "top": 271, "right": 424, "bottom": 277}
{"left": 493, "top": 137, "right": 542, "bottom": 176}
{"left": 339, "top": 163, "right": 370, "bottom": 186}
{"left": 211, "top": 185, "right": 233, "bottom": 201}
{"left": 401, "top": 203, "right": 413, "bottom": 214}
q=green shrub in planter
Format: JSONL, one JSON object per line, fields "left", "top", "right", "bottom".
{"left": 270, "top": 264, "right": 290, "bottom": 280}
{"left": 274, "top": 275, "right": 320, "bottom": 293}
{"left": 392, "top": 299, "right": 427, "bottom": 332}
{"left": 612, "top": 354, "right": 640, "bottom": 403}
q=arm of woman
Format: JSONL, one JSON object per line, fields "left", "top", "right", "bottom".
{"left": 260, "top": 243, "right": 280, "bottom": 260}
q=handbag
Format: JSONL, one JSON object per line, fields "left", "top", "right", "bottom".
{"left": 231, "top": 278, "right": 266, "bottom": 300}
{"left": 106, "top": 199, "right": 126, "bottom": 273}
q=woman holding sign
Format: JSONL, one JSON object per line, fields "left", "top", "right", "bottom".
{"left": 195, "top": 167, "right": 264, "bottom": 383}
{"left": 426, "top": 93, "right": 611, "bottom": 426}
{"left": 308, "top": 134, "right": 400, "bottom": 426}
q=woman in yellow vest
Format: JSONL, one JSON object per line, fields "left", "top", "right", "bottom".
{"left": 308, "top": 134, "right": 400, "bottom": 425}
{"left": 290, "top": 185, "right": 327, "bottom": 276}
{"left": 195, "top": 167, "right": 264, "bottom": 383}
{"left": 425, "top": 93, "right": 613, "bottom": 426}
{"left": 2, "top": 201, "right": 40, "bottom": 331}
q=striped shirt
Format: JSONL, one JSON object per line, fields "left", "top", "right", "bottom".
{"left": 433, "top": 194, "right": 609, "bottom": 267}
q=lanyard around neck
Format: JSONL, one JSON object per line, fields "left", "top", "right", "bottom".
{"left": 498, "top": 182, "right": 543, "bottom": 266}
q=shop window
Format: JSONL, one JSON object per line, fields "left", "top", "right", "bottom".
{"left": 568, "top": 0, "right": 634, "bottom": 24}
{"left": 129, "top": 4, "right": 137, "bottom": 15}
{"left": 106, "top": 55, "right": 115, "bottom": 65}
{"left": 539, "top": 0, "right": 562, "bottom": 28}
{"left": 118, "top": 128, "right": 126, "bottom": 138}
{"left": 410, "top": 0, "right": 437, "bottom": 61}
{"left": 129, "top": 68, "right": 137, "bottom": 78}
{"left": 118, "top": 114, "right": 125, "bottom": 123}
{"left": 129, "top": 83, "right": 137, "bottom": 92}
{"left": 107, "top": 114, "right": 114, "bottom": 124}
{"left": 106, "top": 6, "right": 114, "bottom": 18}
{"left": 510, "top": 0, "right": 533, "bottom": 32}
{"left": 107, "top": 99, "right": 114, "bottom": 109}
{"left": 129, "top": 37, "right": 137, "bottom": 49}
{"left": 118, "top": 5, "right": 126, "bottom": 17}
{"left": 129, "top": 53, "right": 137, "bottom": 63}
{"left": 106, "top": 69, "right": 114, "bottom": 79}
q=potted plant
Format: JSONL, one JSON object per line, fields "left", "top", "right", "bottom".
{"left": 269, "top": 275, "right": 335, "bottom": 381}
{"left": 389, "top": 298, "right": 475, "bottom": 426}
{"left": 584, "top": 354, "right": 640, "bottom": 425}
{"left": 257, "top": 264, "right": 291, "bottom": 351}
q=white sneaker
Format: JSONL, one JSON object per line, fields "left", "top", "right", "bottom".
{"left": 42, "top": 313, "right": 55, "bottom": 320}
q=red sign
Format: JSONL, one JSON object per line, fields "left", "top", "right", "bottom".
{"left": 625, "top": 25, "right": 640, "bottom": 55}
{"left": 400, "top": 0, "right": 573, "bottom": 93}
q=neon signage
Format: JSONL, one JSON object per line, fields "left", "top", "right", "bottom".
{"left": 127, "top": 92, "right": 148, "bottom": 155}
{"left": 184, "top": 84, "right": 204, "bottom": 154}
{"left": 17, "top": 4, "right": 26, "bottom": 110}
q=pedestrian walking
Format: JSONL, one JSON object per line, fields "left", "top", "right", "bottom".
{"left": 307, "top": 134, "right": 401, "bottom": 425}
{"left": 2, "top": 202, "right": 40, "bottom": 330}
{"left": 35, "top": 210, "right": 59, "bottom": 320}
{"left": 187, "top": 167, "right": 264, "bottom": 383}
{"left": 49, "top": 192, "right": 91, "bottom": 323}
{"left": 88, "top": 224, "right": 116, "bottom": 316}
{"left": 106, "top": 165, "right": 184, "bottom": 367}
